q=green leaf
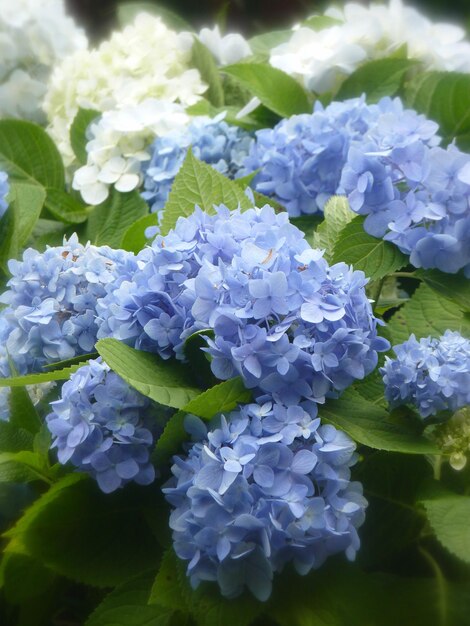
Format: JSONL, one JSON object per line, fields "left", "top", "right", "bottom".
{"left": 154, "top": 377, "right": 252, "bottom": 466}
{"left": 290, "top": 215, "right": 323, "bottom": 247}
{"left": 159, "top": 150, "right": 252, "bottom": 235}
{"left": 44, "top": 188, "right": 90, "bottom": 224}
{"left": 312, "top": 195, "right": 357, "bottom": 260}
{"left": 353, "top": 370, "right": 388, "bottom": 407}
{"left": 96, "top": 338, "right": 200, "bottom": 409}
{"left": 405, "top": 71, "right": 470, "bottom": 149}
{"left": 337, "top": 58, "right": 418, "bottom": 102}
{"left": 222, "top": 63, "right": 312, "bottom": 118}
{"left": 8, "top": 386, "right": 41, "bottom": 434}
{"left": 0, "top": 420, "right": 34, "bottom": 453}
{"left": 0, "top": 120, "right": 65, "bottom": 189}
{"left": 42, "top": 352, "right": 98, "bottom": 371}
{"left": 191, "top": 38, "right": 224, "bottom": 107}
{"left": 121, "top": 213, "right": 158, "bottom": 253}
{"left": 0, "top": 363, "right": 82, "bottom": 387}
{"left": 70, "top": 108, "right": 100, "bottom": 165}
{"left": 415, "top": 268, "right": 470, "bottom": 312}
{"left": 421, "top": 494, "right": 470, "bottom": 564}
{"left": 318, "top": 388, "right": 438, "bottom": 454}
{"left": 117, "top": 1, "right": 191, "bottom": 31}
{"left": 0, "top": 451, "right": 54, "bottom": 484}
{"left": 0, "top": 180, "right": 46, "bottom": 271}
{"left": 0, "top": 552, "right": 56, "bottom": 604}
{"left": 5, "top": 475, "right": 162, "bottom": 587}
{"left": 86, "top": 572, "right": 178, "bottom": 626}
{"left": 86, "top": 189, "right": 149, "bottom": 247}
{"left": 302, "top": 15, "right": 341, "bottom": 29}
{"left": 331, "top": 215, "right": 407, "bottom": 280}
{"left": 387, "top": 282, "right": 470, "bottom": 345}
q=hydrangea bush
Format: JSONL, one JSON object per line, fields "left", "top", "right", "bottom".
{"left": 0, "top": 1, "right": 469, "bottom": 625}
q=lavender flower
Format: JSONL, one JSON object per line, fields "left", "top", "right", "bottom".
{"left": 164, "top": 399, "right": 367, "bottom": 600}
{"left": 381, "top": 331, "right": 470, "bottom": 418}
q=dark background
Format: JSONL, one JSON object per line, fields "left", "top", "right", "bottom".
{"left": 66, "top": 0, "right": 470, "bottom": 42}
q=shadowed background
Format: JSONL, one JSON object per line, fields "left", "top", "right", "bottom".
{"left": 66, "top": 0, "right": 470, "bottom": 42}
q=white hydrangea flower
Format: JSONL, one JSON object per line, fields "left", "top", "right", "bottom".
{"left": 44, "top": 13, "right": 206, "bottom": 166}
{"left": 0, "top": 0, "right": 87, "bottom": 122}
{"left": 270, "top": 0, "right": 470, "bottom": 94}
{"left": 198, "top": 25, "right": 252, "bottom": 66}
{"left": 72, "top": 99, "right": 190, "bottom": 205}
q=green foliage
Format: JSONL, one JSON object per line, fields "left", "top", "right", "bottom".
{"left": 222, "top": 63, "right": 312, "bottom": 118}
{"left": 159, "top": 150, "right": 252, "bottom": 235}
{"left": 96, "top": 338, "right": 201, "bottom": 409}
{"left": 8, "top": 386, "right": 41, "bottom": 434}
{"left": 318, "top": 388, "right": 438, "bottom": 454}
{"left": 4, "top": 475, "right": 162, "bottom": 587}
{"left": 331, "top": 215, "right": 407, "bottom": 281}
{"left": 415, "top": 269, "right": 470, "bottom": 312}
{"left": 0, "top": 451, "right": 55, "bottom": 485}
{"left": 0, "top": 363, "right": 83, "bottom": 387}
{"left": 121, "top": 213, "right": 158, "bottom": 253}
{"left": 248, "top": 30, "right": 292, "bottom": 58}
{"left": 312, "top": 195, "right": 355, "bottom": 259}
{"left": 405, "top": 71, "right": 470, "bottom": 149}
{"left": 44, "top": 188, "right": 90, "bottom": 224}
{"left": 86, "top": 189, "right": 149, "bottom": 248}
{"left": 0, "top": 552, "right": 56, "bottom": 605}
{"left": 337, "top": 58, "right": 418, "bottom": 101}
{"left": 154, "top": 377, "right": 252, "bottom": 466}
{"left": 70, "top": 108, "right": 100, "bottom": 165}
{"left": 86, "top": 572, "right": 179, "bottom": 626}
{"left": 192, "top": 38, "right": 224, "bottom": 107}
{"left": 421, "top": 494, "right": 470, "bottom": 564}
{"left": 387, "top": 282, "right": 470, "bottom": 345}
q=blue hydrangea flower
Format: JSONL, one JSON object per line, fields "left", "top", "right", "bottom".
{"left": 241, "top": 96, "right": 439, "bottom": 218}
{"left": 0, "top": 171, "right": 9, "bottom": 219}
{"left": 141, "top": 115, "right": 253, "bottom": 215}
{"left": 46, "top": 358, "right": 159, "bottom": 493}
{"left": 381, "top": 331, "right": 470, "bottom": 418}
{"left": 0, "top": 235, "right": 138, "bottom": 372}
{"left": 99, "top": 204, "right": 388, "bottom": 401}
{"left": 163, "top": 399, "right": 367, "bottom": 600}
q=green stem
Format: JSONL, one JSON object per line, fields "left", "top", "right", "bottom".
{"left": 419, "top": 545, "right": 447, "bottom": 626}
{"left": 433, "top": 455, "right": 443, "bottom": 481}
{"left": 391, "top": 271, "right": 418, "bottom": 279}
{"left": 371, "top": 277, "right": 385, "bottom": 313}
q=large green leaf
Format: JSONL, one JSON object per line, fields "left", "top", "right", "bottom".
{"left": 86, "top": 189, "right": 149, "bottom": 248}
{"left": 154, "top": 377, "right": 252, "bottom": 465}
{"left": 387, "top": 282, "right": 470, "bottom": 345}
{"left": 192, "top": 38, "right": 224, "bottom": 107}
{"left": 0, "top": 552, "right": 56, "bottom": 604}
{"left": 121, "top": 213, "right": 158, "bottom": 254}
{"left": 86, "top": 572, "right": 178, "bottom": 626}
{"left": 0, "top": 120, "right": 65, "bottom": 189}
{"left": 0, "top": 363, "right": 82, "bottom": 387}
{"left": 96, "top": 338, "right": 200, "bottom": 409}
{"left": 8, "top": 385, "right": 41, "bottom": 434}
{"left": 248, "top": 30, "right": 292, "bottom": 57}
{"left": 312, "top": 195, "right": 356, "bottom": 260}
{"left": 159, "top": 150, "right": 252, "bottom": 235}
{"left": 222, "top": 63, "right": 312, "bottom": 118}
{"left": 70, "top": 108, "right": 100, "bottom": 165}
{"left": 337, "top": 58, "right": 418, "bottom": 102}
{"left": 331, "top": 215, "right": 407, "bottom": 280}
{"left": 0, "top": 451, "right": 55, "bottom": 485}
{"left": 4, "top": 475, "right": 162, "bottom": 588}
{"left": 44, "top": 188, "right": 90, "bottom": 224}
{"left": 415, "top": 268, "right": 470, "bottom": 313}
{"left": 405, "top": 71, "right": 470, "bottom": 149}
{"left": 318, "top": 388, "right": 438, "bottom": 454}
{"left": 421, "top": 494, "right": 470, "bottom": 564}
{"left": 0, "top": 420, "right": 33, "bottom": 453}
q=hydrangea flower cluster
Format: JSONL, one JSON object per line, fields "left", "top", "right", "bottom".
{"left": 72, "top": 100, "right": 190, "bottom": 205}
{"left": 270, "top": 0, "right": 470, "bottom": 94}
{"left": 44, "top": 14, "right": 206, "bottom": 165}
{"left": 433, "top": 406, "right": 470, "bottom": 471}
{"left": 381, "top": 331, "right": 470, "bottom": 418}
{"left": 0, "top": 0, "right": 87, "bottom": 122}
{"left": 198, "top": 25, "right": 252, "bottom": 66}
{"left": 242, "top": 96, "right": 439, "bottom": 218}
{"left": 141, "top": 116, "right": 254, "bottom": 215}
{"left": 164, "top": 400, "right": 367, "bottom": 600}
{"left": 0, "top": 235, "right": 137, "bottom": 372}
{"left": 99, "top": 204, "right": 388, "bottom": 403}
{"left": 0, "top": 171, "right": 9, "bottom": 219}
{"left": 46, "top": 358, "right": 157, "bottom": 493}
{"left": 341, "top": 143, "right": 470, "bottom": 274}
